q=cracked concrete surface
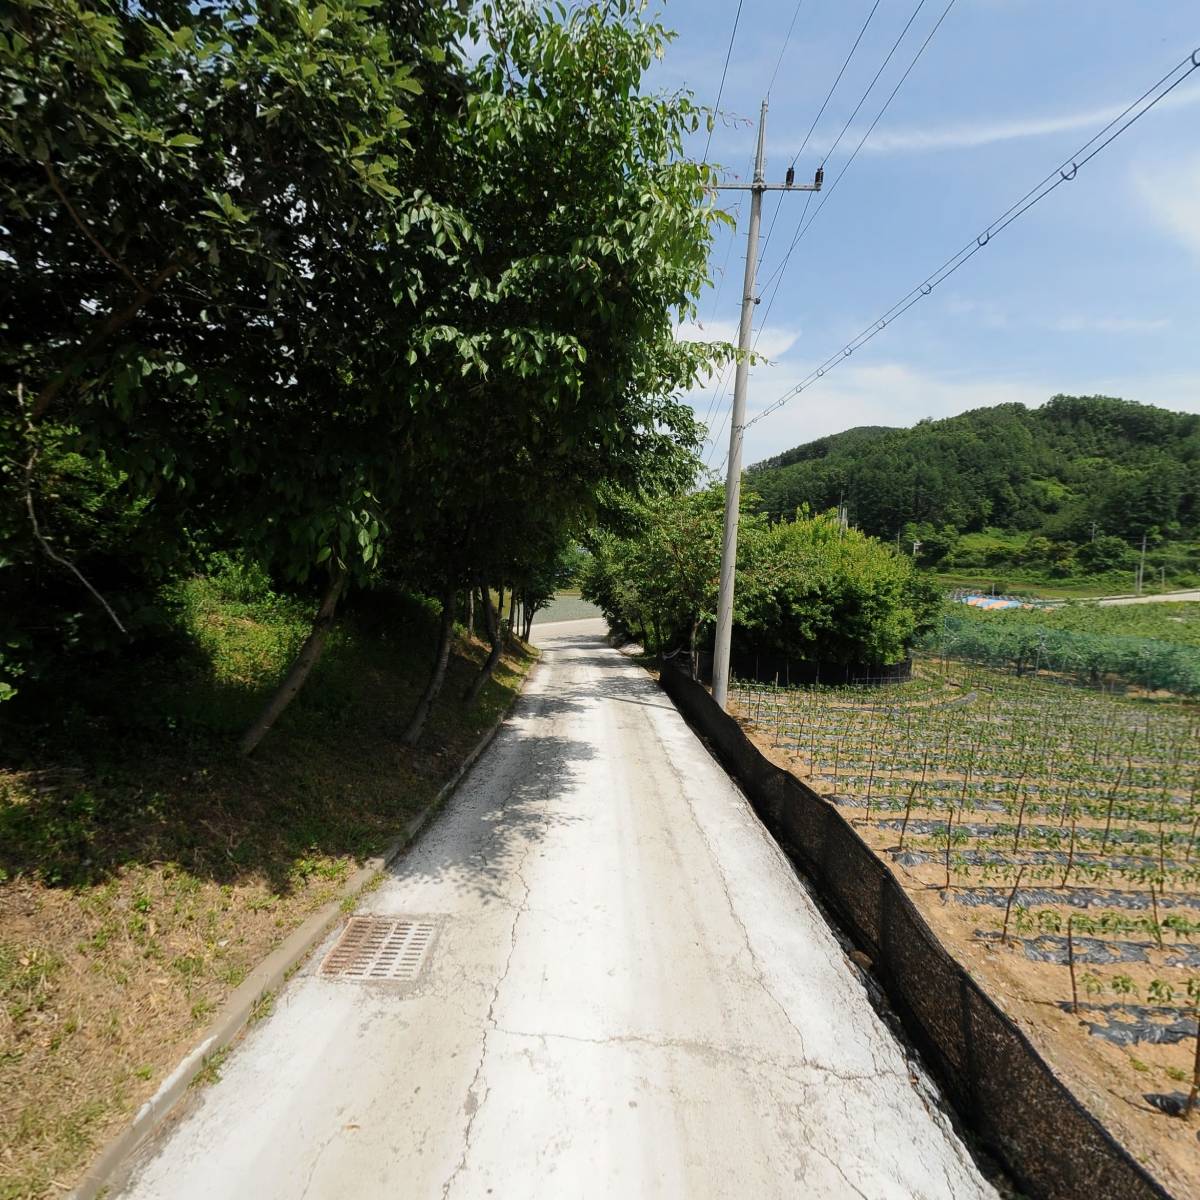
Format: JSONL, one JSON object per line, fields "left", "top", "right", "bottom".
{"left": 118, "top": 619, "right": 998, "bottom": 1200}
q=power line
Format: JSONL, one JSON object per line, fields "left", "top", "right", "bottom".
{"left": 788, "top": 0, "right": 883, "bottom": 171}
{"left": 767, "top": 1, "right": 806, "bottom": 98}
{"left": 757, "top": 0, "right": 955, "bottom": 307}
{"left": 694, "top": 0, "right": 750, "bottom": 447}
{"left": 758, "top": 0, "right": 884, "bottom": 268}
{"left": 701, "top": 0, "right": 809, "bottom": 457}
{"left": 703, "top": 362, "right": 737, "bottom": 467}
{"left": 717, "top": 0, "right": 945, "bottom": 476}
{"left": 712, "top": 0, "right": 941, "bottom": 468}
{"left": 817, "top": 0, "right": 933, "bottom": 169}
{"left": 702, "top": 0, "right": 745, "bottom": 164}
{"left": 747, "top": 0, "right": 947, "bottom": 421}
{"left": 744, "top": 48, "right": 1200, "bottom": 434}
{"left": 698, "top": 150, "right": 756, "bottom": 441}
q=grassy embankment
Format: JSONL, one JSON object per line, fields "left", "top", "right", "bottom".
{"left": 932, "top": 572, "right": 1131, "bottom": 600}
{"left": 531, "top": 590, "right": 602, "bottom": 624}
{"left": 934, "top": 530, "right": 1200, "bottom": 600}
{"left": 1023, "top": 601, "right": 1200, "bottom": 645}
{"left": 0, "top": 571, "right": 533, "bottom": 1199}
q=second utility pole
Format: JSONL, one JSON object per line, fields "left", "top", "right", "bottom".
{"left": 711, "top": 99, "right": 820, "bottom": 709}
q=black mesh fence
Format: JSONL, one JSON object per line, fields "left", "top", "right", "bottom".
{"left": 660, "top": 665, "right": 1174, "bottom": 1200}
{"left": 694, "top": 649, "right": 913, "bottom": 687}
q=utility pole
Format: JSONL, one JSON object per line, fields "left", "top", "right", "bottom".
{"left": 710, "top": 100, "right": 820, "bottom": 709}
{"left": 1136, "top": 533, "right": 1147, "bottom": 595}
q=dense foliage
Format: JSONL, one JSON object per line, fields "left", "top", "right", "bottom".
{"left": 1027, "top": 600, "right": 1200, "bottom": 648}
{"left": 581, "top": 495, "right": 937, "bottom": 671}
{"left": 747, "top": 396, "right": 1200, "bottom": 583}
{"left": 929, "top": 605, "right": 1200, "bottom": 695}
{"left": 1, "top": 0, "right": 728, "bottom": 743}
{"left": 741, "top": 510, "right": 941, "bottom": 666}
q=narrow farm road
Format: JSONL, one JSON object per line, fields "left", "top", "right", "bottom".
{"left": 119, "top": 620, "right": 996, "bottom": 1200}
{"left": 1093, "top": 588, "right": 1200, "bottom": 606}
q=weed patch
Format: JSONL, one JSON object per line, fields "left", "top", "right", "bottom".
{"left": 0, "top": 579, "right": 533, "bottom": 1197}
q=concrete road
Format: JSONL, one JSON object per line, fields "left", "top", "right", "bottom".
{"left": 1093, "top": 588, "right": 1200, "bottom": 606}
{"left": 119, "top": 620, "right": 996, "bottom": 1200}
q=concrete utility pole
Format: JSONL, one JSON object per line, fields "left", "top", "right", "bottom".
{"left": 711, "top": 100, "right": 820, "bottom": 709}
{"left": 1136, "top": 533, "right": 1148, "bottom": 595}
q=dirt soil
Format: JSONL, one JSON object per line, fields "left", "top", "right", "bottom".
{"left": 745, "top": 726, "right": 1200, "bottom": 1200}
{"left": 0, "top": 618, "right": 533, "bottom": 1200}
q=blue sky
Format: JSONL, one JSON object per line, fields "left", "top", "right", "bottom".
{"left": 649, "top": 1, "right": 1200, "bottom": 468}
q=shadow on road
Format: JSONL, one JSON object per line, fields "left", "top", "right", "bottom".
{"left": 383, "top": 631, "right": 672, "bottom": 904}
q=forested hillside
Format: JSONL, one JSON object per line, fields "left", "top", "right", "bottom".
{"left": 746, "top": 396, "right": 1200, "bottom": 582}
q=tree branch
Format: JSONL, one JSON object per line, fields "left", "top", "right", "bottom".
{"left": 20, "top": 385, "right": 128, "bottom": 635}
{"left": 43, "top": 158, "right": 148, "bottom": 298}
{"left": 30, "top": 254, "right": 192, "bottom": 422}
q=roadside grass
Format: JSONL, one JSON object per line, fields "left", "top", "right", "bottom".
{"left": 932, "top": 571, "right": 1139, "bottom": 600}
{"left": 0, "top": 578, "right": 534, "bottom": 1199}
{"left": 1013, "top": 600, "right": 1200, "bottom": 648}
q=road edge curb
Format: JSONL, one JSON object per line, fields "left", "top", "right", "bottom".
{"left": 70, "top": 659, "right": 535, "bottom": 1200}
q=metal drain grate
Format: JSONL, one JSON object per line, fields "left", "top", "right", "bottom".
{"left": 320, "top": 916, "right": 435, "bottom": 981}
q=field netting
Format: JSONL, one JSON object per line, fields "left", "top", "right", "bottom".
{"left": 661, "top": 665, "right": 1175, "bottom": 1200}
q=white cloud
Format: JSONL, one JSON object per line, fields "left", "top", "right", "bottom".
{"left": 944, "top": 296, "right": 1009, "bottom": 329}
{"left": 944, "top": 297, "right": 1171, "bottom": 336}
{"left": 1052, "top": 315, "right": 1171, "bottom": 334}
{"left": 825, "top": 83, "right": 1200, "bottom": 155}
{"left": 738, "top": 362, "right": 1048, "bottom": 464}
{"left": 1135, "top": 153, "right": 1200, "bottom": 259}
{"left": 675, "top": 318, "right": 800, "bottom": 361}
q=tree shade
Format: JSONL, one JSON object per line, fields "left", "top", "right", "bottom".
{"left": 0, "top": 0, "right": 731, "bottom": 743}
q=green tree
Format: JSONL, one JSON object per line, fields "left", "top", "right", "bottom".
{"left": 2, "top": 0, "right": 471, "bottom": 741}
{"left": 2, "top": 0, "right": 729, "bottom": 750}
{"left": 742, "top": 510, "right": 936, "bottom": 666}
{"left": 1077, "top": 534, "right": 1133, "bottom": 575}
{"left": 583, "top": 486, "right": 766, "bottom": 677}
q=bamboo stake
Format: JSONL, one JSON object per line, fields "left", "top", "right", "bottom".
{"left": 1001, "top": 865, "right": 1027, "bottom": 947}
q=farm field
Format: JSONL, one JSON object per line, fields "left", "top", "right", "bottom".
{"left": 530, "top": 590, "right": 603, "bottom": 625}
{"left": 732, "top": 659, "right": 1200, "bottom": 1197}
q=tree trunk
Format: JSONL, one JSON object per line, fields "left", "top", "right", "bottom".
{"left": 401, "top": 582, "right": 457, "bottom": 747}
{"left": 240, "top": 566, "right": 347, "bottom": 756}
{"left": 465, "top": 583, "right": 503, "bottom": 704}
{"left": 466, "top": 589, "right": 475, "bottom": 639}
{"left": 690, "top": 618, "right": 700, "bottom": 680}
